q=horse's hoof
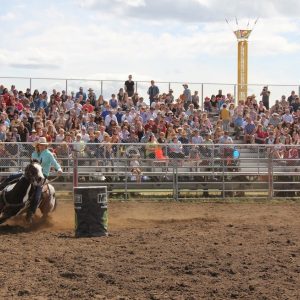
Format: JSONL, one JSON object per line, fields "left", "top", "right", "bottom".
{"left": 25, "top": 213, "right": 33, "bottom": 224}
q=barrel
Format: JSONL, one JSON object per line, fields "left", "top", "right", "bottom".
{"left": 74, "top": 186, "right": 108, "bottom": 237}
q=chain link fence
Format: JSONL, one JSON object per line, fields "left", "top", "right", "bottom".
{"left": 0, "top": 142, "right": 299, "bottom": 200}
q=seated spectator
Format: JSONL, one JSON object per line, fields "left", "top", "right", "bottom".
{"left": 282, "top": 109, "right": 294, "bottom": 126}
{"left": 219, "top": 130, "right": 233, "bottom": 165}
{"left": 145, "top": 134, "right": 158, "bottom": 159}
{"left": 168, "top": 136, "right": 185, "bottom": 159}
{"left": 233, "top": 113, "right": 244, "bottom": 140}
{"left": 244, "top": 117, "right": 256, "bottom": 144}
{"left": 272, "top": 136, "right": 285, "bottom": 160}
{"left": 255, "top": 124, "right": 268, "bottom": 144}
{"left": 130, "top": 154, "right": 142, "bottom": 183}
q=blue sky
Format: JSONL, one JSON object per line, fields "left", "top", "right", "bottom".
{"left": 1, "top": 0, "right": 300, "bottom": 101}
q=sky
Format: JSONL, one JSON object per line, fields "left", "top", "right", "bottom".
{"left": 1, "top": 0, "right": 300, "bottom": 101}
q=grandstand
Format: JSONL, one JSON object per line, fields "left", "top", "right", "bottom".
{"left": 0, "top": 78, "right": 300, "bottom": 199}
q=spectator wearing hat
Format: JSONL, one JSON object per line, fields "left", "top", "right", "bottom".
{"left": 147, "top": 80, "right": 159, "bottom": 105}
{"left": 124, "top": 75, "right": 135, "bottom": 97}
{"left": 26, "top": 136, "right": 62, "bottom": 222}
{"left": 269, "top": 113, "right": 281, "bottom": 127}
{"left": 87, "top": 88, "right": 96, "bottom": 105}
{"left": 28, "top": 129, "right": 39, "bottom": 142}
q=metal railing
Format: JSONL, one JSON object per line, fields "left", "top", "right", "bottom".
{"left": 1, "top": 76, "right": 299, "bottom": 107}
{"left": 0, "top": 142, "right": 299, "bottom": 200}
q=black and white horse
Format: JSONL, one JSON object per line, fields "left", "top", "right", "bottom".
{"left": 0, "top": 160, "right": 56, "bottom": 224}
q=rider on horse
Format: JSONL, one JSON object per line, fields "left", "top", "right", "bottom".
{"left": 26, "top": 137, "right": 62, "bottom": 222}
{"left": 0, "top": 137, "right": 63, "bottom": 222}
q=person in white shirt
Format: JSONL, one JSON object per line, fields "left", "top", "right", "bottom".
{"left": 105, "top": 111, "right": 118, "bottom": 128}
{"left": 121, "top": 110, "right": 134, "bottom": 124}
{"left": 282, "top": 109, "right": 294, "bottom": 124}
{"left": 64, "top": 96, "right": 74, "bottom": 112}
{"left": 80, "top": 127, "right": 90, "bottom": 143}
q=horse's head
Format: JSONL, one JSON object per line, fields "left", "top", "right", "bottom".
{"left": 24, "top": 160, "right": 45, "bottom": 186}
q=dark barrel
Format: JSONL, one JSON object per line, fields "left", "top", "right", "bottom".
{"left": 74, "top": 186, "right": 108, "bottom": 237}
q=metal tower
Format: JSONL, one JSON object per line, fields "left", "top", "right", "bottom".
{"left": 227, "top": 18, "right": 258, "bottom": 103}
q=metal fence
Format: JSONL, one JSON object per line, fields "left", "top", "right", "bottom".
{"left": 0, "top": 142, "right": 299, "bottom": 200}
{"left": 1, "top": 76, "right": 300, "bottom": 107}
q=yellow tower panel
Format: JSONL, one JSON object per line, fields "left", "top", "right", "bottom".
{"left": 234, "top": 29, "right": 252, "bottom": 104}
{"left": 238, "top": 40, "right": 248, "bottom": 102}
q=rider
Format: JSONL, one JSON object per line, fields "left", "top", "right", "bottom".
{"left": 26, "top": 137, "right": 62, "bottom": 222}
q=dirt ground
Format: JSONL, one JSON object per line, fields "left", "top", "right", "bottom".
{"left": 0, "top": 201, "right": 299, "bottom": 300}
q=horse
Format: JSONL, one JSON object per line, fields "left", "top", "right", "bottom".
{"left": 0, "top": 160, "right": 56, "bottom": 224}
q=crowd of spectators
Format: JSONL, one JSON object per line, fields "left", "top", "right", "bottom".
{"left": 0, "top": 77, "right": 300, "bottom": 165}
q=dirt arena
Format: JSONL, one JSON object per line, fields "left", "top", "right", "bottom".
{"left": 0, "top": 201, "right": 299, "bottom": 300}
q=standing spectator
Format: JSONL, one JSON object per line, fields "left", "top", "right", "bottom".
{"left": 124, "top": 75, "right": 135, "bottom": 97}
{"left": 192, "top": 91, "right": 199, "bottom": 109}
{"left": 76, "top": 87, "right": 87, "bottom": 102}
{"left": 147, "top": 80, "right": 159, "bottom": 105}
{"left": 288, "top": 91, "right": 297, "bottom": 106}
{"left": 182, "top": 83, "right": 192, "bottom": 110}
{"left": 87, "top": 88, "right": 96, "bottom": 105}
{"left": 24, "top": 88, "right": 31, "bottom": 99}
{"left": 220, "top": 104, "right": 231, "bottom": 131}
{"left": 260, "top": 86, "right": 270, "bottom": 110}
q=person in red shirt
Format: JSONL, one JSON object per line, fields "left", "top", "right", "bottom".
{"left": 82, "top": 99, "right": 94, "bottom": 113}
{"left": 144, "top": 118, "right": 158, "bottom": 134}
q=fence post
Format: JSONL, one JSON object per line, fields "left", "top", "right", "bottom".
{"left": 136, "top": 81, "right": 138, "bottom": 94}
{"left": 268, "top": 148, "right": 273, "bottom": 199}
{"left": 100, "top": 80, "right": 103, "bottom": 96}
{"left": 66, "top": 79, "right": 68, "bottom": 95}
{"left": 201, "top": 83, "right": 204, "bottom": 110}
{"left": 174, "top": 161, "right": 179, "bottom": 201}
{"left": 234, "top": 84, "right": 237, "bottom": 104}
{"left": 125, "top": 158, "right": 128, "bottom": 200}
{"left": 73, "top": 151, "right": 78, "bottom": 188}
{"left": 30, "top": 78, "right": 32, "bottom": 92}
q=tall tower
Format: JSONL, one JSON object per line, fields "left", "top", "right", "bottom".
{"left": 234, "top": 29, "right": 252, "bottom": 103}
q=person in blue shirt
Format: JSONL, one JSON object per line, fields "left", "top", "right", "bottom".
{"left": 26, "top": 137, "right": 62, "bottom": 222}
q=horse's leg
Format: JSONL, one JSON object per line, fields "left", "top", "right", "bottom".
{"left": 0, "top": 215, "right": 9, "bottom": 224}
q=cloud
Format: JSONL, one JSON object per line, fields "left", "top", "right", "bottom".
{"left": 77, "top": 0, "right": 300, "bottom": 22}
{"left": 0, "top": 12, "right": 16, "bottom": 21}
{"left": 9, "top": 63, "right": 60, "bottom": 69}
